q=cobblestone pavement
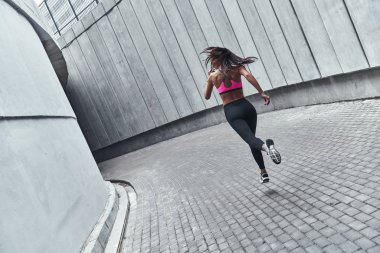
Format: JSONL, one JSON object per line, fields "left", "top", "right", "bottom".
{"left": 100, "top": 99, "right": 380, "bottom": 253}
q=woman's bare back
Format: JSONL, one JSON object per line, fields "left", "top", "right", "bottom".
{"left": 209, "top": 67, "right": 245, "bottom": 106}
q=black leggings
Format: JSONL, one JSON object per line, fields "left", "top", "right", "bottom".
{"left": 224, "top": 98, "right": 265, "bottom": 169}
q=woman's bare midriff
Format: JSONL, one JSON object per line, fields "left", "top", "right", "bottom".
{"left": 221, "top": 89, "right": 245, "bottom": 106}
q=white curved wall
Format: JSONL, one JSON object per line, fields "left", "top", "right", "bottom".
{"left": 0, "top": 1, "right": 108, "bottom": 252}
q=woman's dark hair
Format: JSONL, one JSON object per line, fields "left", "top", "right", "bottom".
{"left": 201, "top": 47, "right": 257, "bottom": 70}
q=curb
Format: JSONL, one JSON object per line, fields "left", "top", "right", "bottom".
{"left": 80, "top": 182, "right": 119, "bottom": 253}
{"left": 80, "top": 181, "right": 135, "bottom": 253}
{"left": 104, "top": 184, "right": 129, "bottom": 253}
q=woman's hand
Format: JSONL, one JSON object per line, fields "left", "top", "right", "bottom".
{"left": 260, "top": 92, "right": 270, "bottom": 105}
{"left": 208, "top": 68, "right": 215, "bottom": 76}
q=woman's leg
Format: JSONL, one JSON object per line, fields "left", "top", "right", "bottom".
{"left": 227, "top": 118, "right": 265, "bottom": 170}
{"left": 244, "top": 102, "right": 281, "bottom": 165}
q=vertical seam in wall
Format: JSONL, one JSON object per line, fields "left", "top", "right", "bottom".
{"left": 251, "top": 0, "right": 288, "bottom": 86}
{"left": 79, "top": 32, "right": 123, "bottom": 141}
{"left": 158, "top": 0, "right": 207, "bottom": 109}
{"left": 117, "top": 3, "right": 169, "bottom": 124}
{"left": 269, "top": 0, "right": 304, "bottom": 82}
{"left": 186, "top": 0, "right": 221, "bottom": 105}
{"left": 202, "top": 0, "right": 225, "bottom": 48}
{"left": 201, "top": 0, "right": 228, "bottom": 103}
{"left": 96, "top": 14, "right": 148, "bottom": 136}
{"left": 289, "top": 0, "right": 322, "bottom": 78}
{"left": 342, "top": 0, "right": 371, "bottom": 67}
{"left": 64, "top": 48, "right": 103, "bottom": 148}
{"left": 234, "top": 0, "right": 274, "bottom": 89}
{"left": 70, "top": 39, "right": 114, "bottom": 145}
{"left": 312, "top": 0, "right": 343, "bottom": 73}
{"left": 129, "top": 0, "right": 181, "bottom": 119}
{"left": 92, "top": 21, "right": 133, "bottom": 137}
{"left": 170, "top": 0, "right": 210, "bottom": 81}
{"left": 83, "top": 25, "right": 126, "bottom": 139}
{"left": 107, "top": 7, "right": 157, "bottom": 128}
{"left": 217, "top": 0, "right": 244, "bottom": 56}
{"left": 142, "top": 0, "right": 195, "bottom": 113}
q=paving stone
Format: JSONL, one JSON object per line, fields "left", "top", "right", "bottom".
{"left": 314, "top": 237, "right": 330, "bottom": 248}
{"left": 100, "top": 100, "right": 380, "bottom": 253}
{"left": 348, "top": 220, "right": 367, "bottom": 231}
{"left": 291, "top": 247, "right": 307, "bottom": 253}
{"left": 339, "top": 241, "right": 360, "bottom": 252}
{"left": 354, "top": 237, "right": 376, "bottom": 250}
{"left": 305, "top": 245, "right": 323, "bottom": 253}
{"left": 324, "top": 244, "right": 344, "bottom": 253}
{"left": 284, "top": 240, "right": 298, "bottom": 250}
{"left": 367, "top": 246, "right": 380, "bottom": 253}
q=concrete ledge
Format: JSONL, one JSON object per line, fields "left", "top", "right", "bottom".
{"left": 80, "top": 182, "right": 119, "bottom": 253}
{"left": 104, "top": 184, "right": 129, "bottom": 253}
{"left": 93, "top": 66, "right": 380, "bottom": 163}
{"left": 80, "top": 181, "right": 133, "bottom": 253}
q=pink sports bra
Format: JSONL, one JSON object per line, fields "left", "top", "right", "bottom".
{"left": 216, "top": 69, "right": 243, "bottom": 94}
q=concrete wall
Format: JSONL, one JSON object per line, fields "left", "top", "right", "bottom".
{"left": 59, "top": 0, "right": 380, "bottom": 152}
{"left": 0, "top": 1, "right": 108, "bottom": 252}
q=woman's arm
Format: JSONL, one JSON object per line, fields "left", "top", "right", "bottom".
{"left": 239, "top": 66, "right": 270, "bottom": 105}
{"left": 204, "top": 76, "right": 214, "bottom": 100}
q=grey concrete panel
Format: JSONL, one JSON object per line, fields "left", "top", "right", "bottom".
{"left": 252, "top": 0, "right": 302, "bottom": 84}
{"left": 107, "top": 7, "right": 168, "bottom": 126}
{"left": 74, "top": 31, "right": 126, "bottom": 142}
{"left": 118, "top": 0, "right": 180, "bottom": 122}
{"left": 80, "top": 11, "right": 95, "bottom": 31}
{"left": 68, "top": 38, "right": 120, "bottom": 144}
{"left": 102, "top": 0, "right": 117, "bottom": 13}
{"left": 95, "top": 16, "right": 155, "bottom": 135}
{"left": 188, "top": 0, "right": 224, "bottom": 104}
{"left": 344, "top": 0, "right": 380, "bottom": 67}
{"left": 0, "top": 118, "right": 108, "bottom": 253}
{"left": 223, "top": 0, "right": 279, "bottom": 91}
{"left": 160, "top": 0, "right": 218, "bottom": 108}
{"left": 314, "top": 0, "right": 369, "bottom": 72}
{"left": 0, "top": 2, "right": 74, "bottom": 118}
{"left": 226, "top": 0, "right": 286, "bottom": 89}
{"left": 291, "top": 0, "right": 342, "bottom": 77}
{"left": 271, "top": 0, "right": 321, "bottom": 81}
{"left": 145, "top": 0, "right": 208, "bottom": 112}
{"left": 190, "top": 0, "right": 223, "bottom": 47}
{"left": 174, "top": 0, "right": 208, "bottom": 63}
{"left": 64, "top": 68, "right": 102, "bottom": 149}
{"left": 62, "top": 47, "right": 112, "bottom": 148}
{"left": 130, "top": 0, "right": 194, "bottom": 117}
{"left": 173, "top": 0, "right": 222, "bottom": 104}
{"left": 91, "top": 1, "right": 106, "bottom": 21}
{"left": 85, "top": 22, "right": 133, "bottom": 139}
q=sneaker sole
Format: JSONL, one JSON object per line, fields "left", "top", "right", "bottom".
{"left": 266, "top": 139, "right": 281, "bottom": 164}
{"left": 260, "top": 178, "right": 269, "bottom": 184}
{"left": 269, "top": 149, "right": 281, "bottom": 164}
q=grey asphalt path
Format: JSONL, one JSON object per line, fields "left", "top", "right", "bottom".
{"left": 100, "top": 99, "right": 380, "bottom": 253}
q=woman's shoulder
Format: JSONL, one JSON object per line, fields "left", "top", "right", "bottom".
{"left": 227, "top": 67, "right": 243, "bottom": 80}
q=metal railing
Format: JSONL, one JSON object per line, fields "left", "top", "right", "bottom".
{"left": 38, "top": 0, "right": 99, "bottom": 36}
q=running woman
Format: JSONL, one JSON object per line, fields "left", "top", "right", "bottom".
{"left": 202, "top": 47, "right": 281, "bottom": 183}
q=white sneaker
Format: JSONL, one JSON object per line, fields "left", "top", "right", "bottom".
{"left": 266, "top": 139, "right": 281, "bottom": 164}
{"left": 260, "top": 173, "right": 269, "bottom": 184}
